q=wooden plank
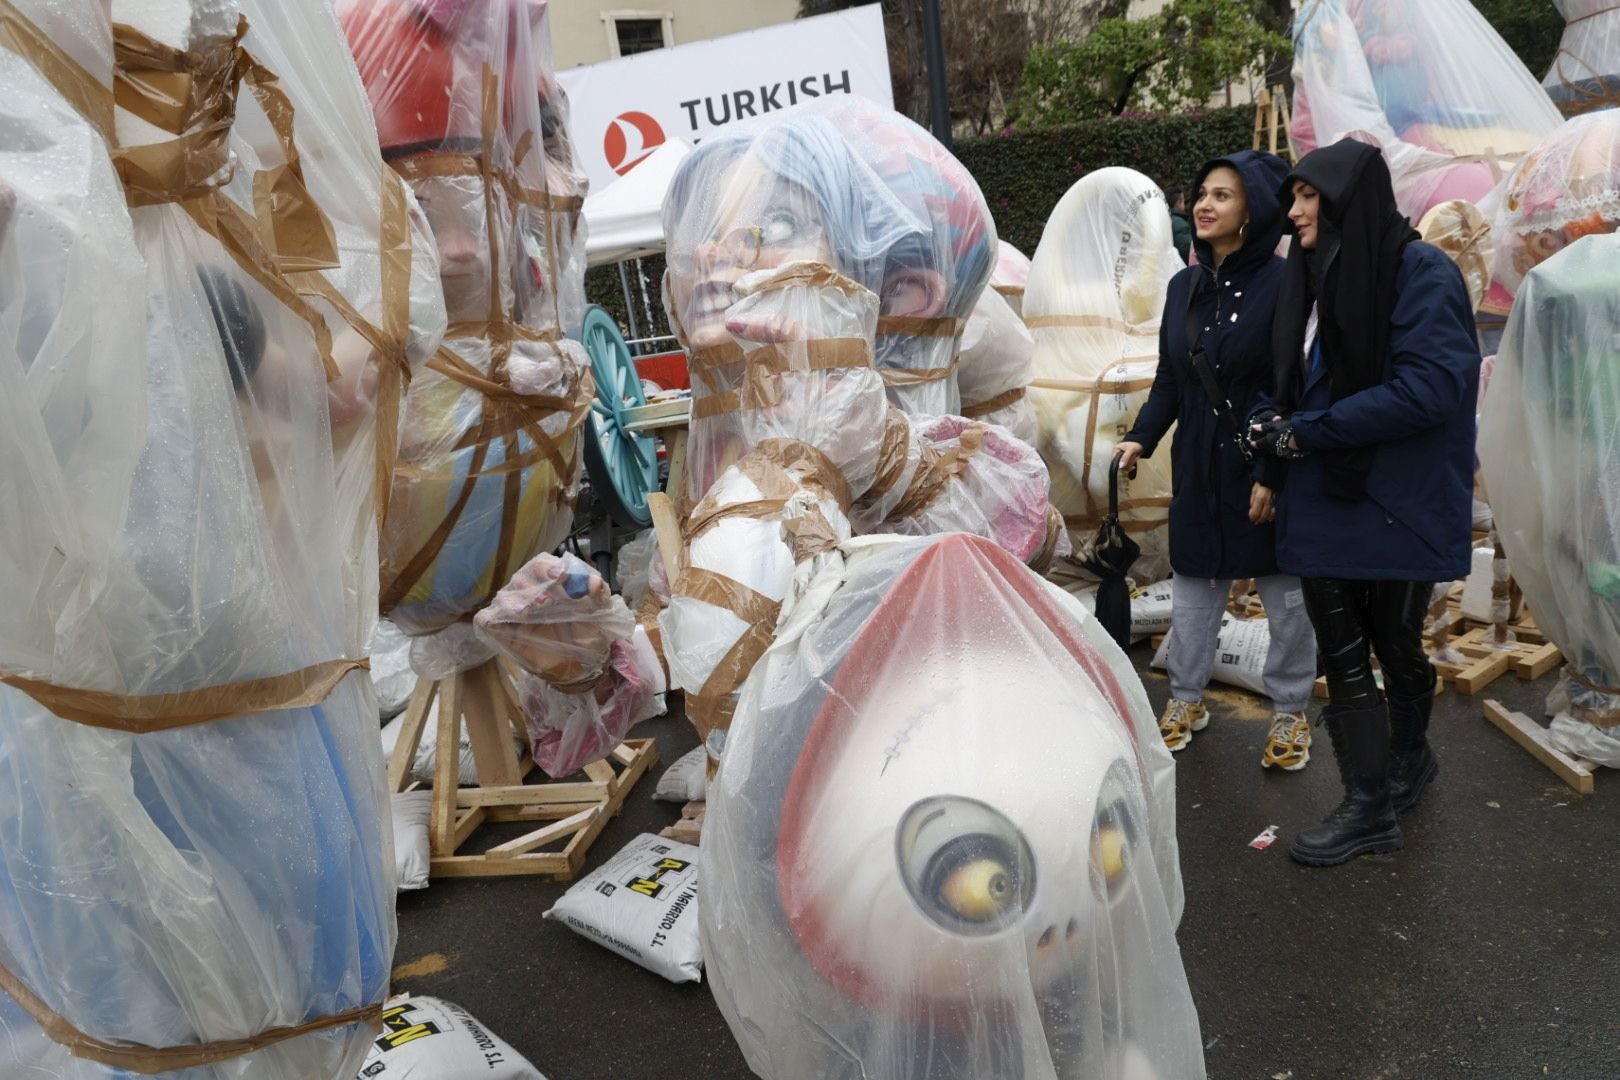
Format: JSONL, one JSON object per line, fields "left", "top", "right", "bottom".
{"left": 485, "top": 806, "right": 599, "bottom": 859}
{"left": 664, "top": 427, "right": 689, "bottom": 503}
{"left": 388, "top": 679, "right": 436, "bottom": 794}
{"left": 1452, "top": 651, "right": 1514, "bottom": 695}
{"left": 449, "top": 806, "right": 487, "bottom": 852}
{"left": 604, "top": 739, "right": 659, "bottom": 811}
{"left": 484, "top": 803, "right": 604, "bottom": 823}
{"left": 1513, "top": 641, "right": 1564, "bottom": 681}
{"left": 429, "top": 853, "right": 573, "bottom": 879}
{"left": 1483, "top": 699, "right": 1595, "bottom": 795}
{"left": 429, "top": 672, "right": 462, "bottom": 855}
{"left": 582, "top": 759, "right": 617, "bottom": 784}
{"left": 647, "top": 491, "right": 683, "bottom": 585}
{"left": 461, "top": 661, "right": 524, "bottom": 788}
{"left": 456, "top": 781, "right": 609, "bottom": 807}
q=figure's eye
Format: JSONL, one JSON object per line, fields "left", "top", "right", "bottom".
{"left": 897, "top": 796, "right": 1035, "bottom": 935}
{"left": 1090, "top": 765, "right": 1141, "bottom": 906}
{"left": 758, "top": 209, "right": 804, "bottom": 247}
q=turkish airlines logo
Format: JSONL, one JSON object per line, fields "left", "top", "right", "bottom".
{"left": 604, "top": 111, "right": 665, "bottom": 176}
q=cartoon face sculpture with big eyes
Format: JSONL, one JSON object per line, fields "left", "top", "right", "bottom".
{"left": 699, "top": 533, "right": 1205, "bottom": 1080}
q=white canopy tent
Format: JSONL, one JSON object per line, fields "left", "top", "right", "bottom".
{"left": 583, "top": 139, "right": 692, "bottom": 267}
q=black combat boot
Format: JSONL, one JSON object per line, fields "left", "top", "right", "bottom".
{"left": 1290, "top": 704, "right": 1404, "bottom": 867}
{"left": 1387, "top": 688, "right": 1438, "bottom": 813}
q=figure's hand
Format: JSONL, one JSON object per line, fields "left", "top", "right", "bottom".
{"left": 1248, "top": 416, "right": 1305, "bottom": 460}
{"left": 1249, "top": 482, "right": 1276, "bottom": 524}
{"left": 1114, "top": 440, "right": 1145, "bottom": 471}
{"left": 725, "top": 308, "right": 806, "bottom": 345}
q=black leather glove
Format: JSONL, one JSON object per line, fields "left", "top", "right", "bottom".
{"left": 1248, "top": 416, "right": 1307, "bottom": 460}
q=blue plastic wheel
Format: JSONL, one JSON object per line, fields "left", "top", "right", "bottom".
{"left": 578, "top": 305, "right": 659, "bottom": 528}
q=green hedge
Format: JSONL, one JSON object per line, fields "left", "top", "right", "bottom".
{"left": 956, "top": 107, "right": 1257, "bottom": 256}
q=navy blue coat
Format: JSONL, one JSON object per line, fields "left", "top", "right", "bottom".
{"left": 1268, "top": 242, "right": 1479, "bottom": 582}
{"left": 1126, "top": 151, "right": 1292, "bottom": 580}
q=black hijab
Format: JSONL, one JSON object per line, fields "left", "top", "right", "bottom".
{"left": 1271, "top": 140, "right": 1419, "bottom": 500}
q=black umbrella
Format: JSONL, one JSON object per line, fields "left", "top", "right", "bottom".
{"left": 1082, "top": 452, "right": 1141, "bottom": 650}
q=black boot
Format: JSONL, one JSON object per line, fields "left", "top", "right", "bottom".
{"left": 1388, "top": 689, "right": 1439, "bottom": 813}
{"left": 1290, "top": 704, "right": 1404, "bottom": 867}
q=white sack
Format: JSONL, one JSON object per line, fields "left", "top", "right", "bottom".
{"left": 545, "top": 833, "right": 703, "bottom": 984}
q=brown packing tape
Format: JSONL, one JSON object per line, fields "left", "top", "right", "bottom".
{"left": 237, "top": 52, "right": 340, "bottom": 272}
{"left": 1029, "top": 375, "right": 1157, "bottom": 394}
{"left": 0, "top": 955, "right": 381, "bottom": 1075}
{"left": 1564, "top": 665, "right": 1620, "bottom": 698}
{"left": 673, "top": 568, "right": 782, "bottom": 730}
{"left": 691, "top": 338, "right": 873, "bottom": 420}
{"left": 745, "top": 263, "right": 870, "bottom": 297}
{"left": 876, "top": 315, "right": 965, "bottom": 338}
{"left": 1025, "top": 314, "right": 1136, "bottom": 333}
{"left": 753, "top": 437, "right": 854, "bottom": 515}
{"left": 109, "top": 21, "right": 239, "bottom": 206}
{"left": 991, "top": 284, "right": 1025, "bottom": 297}
{"left": 1028, "top": 505, "right": 1065, "bottom": 574}
{"left": 961, "top": 386, "right": 1027, "bottom": 418}
{"left": 863, "top": 407, "right": 914, "bottom": 502}
{"left": 0, "top": 1, "right": 114, "bottom": 138}
{"left": 889, "top": 422, "right": 987, "bottom": 522}
{"left": 388, "top": 150, "right": 583, "bottom": 214}
{"left": 0, "top": 657, "right": 368, "bottom": 734}
{"left": 446, "top": 321, "right": 564, "bottom": 343}
{"left": 879, "top": 361, "right": 958, "bottom": 387}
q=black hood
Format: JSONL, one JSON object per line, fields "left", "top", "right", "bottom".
{"left": 1189, "top": 150, "right": 1292, "bottom": 274}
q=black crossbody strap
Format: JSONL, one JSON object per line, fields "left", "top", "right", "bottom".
{"left": 1184, "top": 293, "right": 1254, "bottom": 462}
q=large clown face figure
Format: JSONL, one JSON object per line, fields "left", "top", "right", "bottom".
{"left": 700, "top": 534, "right": 1202, "bottom": 1080}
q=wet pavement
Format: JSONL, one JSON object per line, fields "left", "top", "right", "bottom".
{"left": 393, "top": 645, "right": 1620, "bottom": 1079}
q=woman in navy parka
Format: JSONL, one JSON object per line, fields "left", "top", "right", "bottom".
{"left": 1117, "top": 151, "right": 1318, "bottom": 770}
{"left": 1251, "top": 139, "right": 1479, "bottom": 868}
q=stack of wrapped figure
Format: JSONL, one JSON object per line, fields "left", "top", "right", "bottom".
{"left": 637, "top": 94, "right": 1204, "bottom": 1080}
{"left": 1024, "top": 167, "right": 1180, "bottom": 583}
{"left": 1478, "top": 231, "right": 1620, "bottom": 765}
{"left": 1290, "top": 0, "right": 1563, "bottom": 222}
{"left": 340, "top": 0, "right": 593, "bottom": 679}
{"left": 1544, "top": 0, "right": 1620, "bottom": 117}
{"left": 0, "top": 0, "right": 448, "bottom": 1072}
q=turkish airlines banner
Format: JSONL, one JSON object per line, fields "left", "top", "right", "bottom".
{"left": 559, "top": 5, "right": 892, "bottom": 193}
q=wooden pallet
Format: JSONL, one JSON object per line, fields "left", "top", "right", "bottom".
{"left": 387, "top": 658, "right": 658, "bottom": 880}
{"left": 1432, "top": 625, "right": 1563, "bottom": 694}
{"left": 660, "top": 799, "right": 705, "bottom": 845}
{"left": 1483, "top": 699, "right": 1597, "bottom": 795}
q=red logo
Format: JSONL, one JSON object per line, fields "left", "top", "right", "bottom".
{"left": 604, "top": 111, "right": 665, "bottom": 176}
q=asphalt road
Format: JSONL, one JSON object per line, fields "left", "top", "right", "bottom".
{"left": 392, "top": 648, "right": 1620, "bottom": 1079}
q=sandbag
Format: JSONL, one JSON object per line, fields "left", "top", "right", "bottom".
{"left": 544, "top": 833, "right": 703, "bottom": 984}
{"left": 655, "top": 746, "right": 709, "bottom": 803}
{"left": 356, "top": 996, "right": 546, "bottom": 1079}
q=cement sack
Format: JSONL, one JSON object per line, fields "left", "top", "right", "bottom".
{"left": 356, "top": 995, "right": 545, "bottom": 1079}
{"left": 655, "top": 746, "right": 709, "bottom": 803}
{"left": 1065, "top": 577, "right": 1174, "bottom": 640}
{"left": 545, "top": 833, "right": 703, "bottom": 984}
{"left": 391, "top": 792, "right": 432, "bottom": 892}
{"left": 1152, "top": 613, "right": 1270, "bottom": 695}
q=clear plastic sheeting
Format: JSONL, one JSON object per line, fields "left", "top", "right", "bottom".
{"left": 1290, "top": 0, "right": 1562, "bottom": 221}
{"left": 993, "top": 239, "right": 1033, "bottom": 317}
{"left": 341, "top": 0, "right": 592, "bottom": 638}
{"left": 0, "top": 0, "right": 423, "bottom": 1070}
{"left": 474, "top": 554, "right": 664, "bottom": 778}
{"left": 1478, "top": 232, "right": 1620, "bottom": 762}
{"left": 1545, "top": 0, "right": 1620, "bottom": 117}
{"left": 661, "top": 95, "right": 995, "bottom": 435}
{"left": 1025, "top": 167, "right": 1178, "bottom": 582}
{"left": 1479, "top": 108, "right": 1620, "bottom": 316}
{"left": 959, "top": 286, "right": 1038, "bottom": 445}
{"left": 1417, "top": 199, "right": 1495, "bottom": 311}
{"left": 702, "top": 533, "right": 1200, "bottom": 1080}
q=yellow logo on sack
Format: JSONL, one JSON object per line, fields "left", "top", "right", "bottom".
{"left": 627, "top": 856, "right": 690, "bottom": 899}
{"left": 375, "top": 1003, "right": 442, "bottom": 1052}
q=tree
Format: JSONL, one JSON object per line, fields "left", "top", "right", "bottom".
{"left": 1016, "top": 0, "right": 1291, "bottom": 127}
{"left": 799, "top": 0, "right": 1112, "bottom": 135}
{"left": 1474, "top": 0, "right": 1566, "bottom": 77}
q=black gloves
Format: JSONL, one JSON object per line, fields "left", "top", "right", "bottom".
{"left": 1248, "top": 416, "right": 1307, "bottom": 460}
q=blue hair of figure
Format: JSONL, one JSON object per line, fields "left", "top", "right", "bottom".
{"left": 664, "top": 112, "right": 924, "bottom": 296}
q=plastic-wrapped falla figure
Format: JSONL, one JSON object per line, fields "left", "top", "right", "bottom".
{"left": 1544, "top": 0, "right": 1620, "bottom": 117}
{"left": 1479, "top": 109, "right": 1620, "bottom": 318}
{"left": 1290, "top": 0, "right": 1561, "bottom": 221}
{"left": 1024, "top": 167, "right": 1180, "bottom": 582}
{"left": 342, "top": 0, "right": 593, "bottom": 643}
{"left": 1478, "top": 231, "right": 1620, "bottom": 762}
{"left": 701, "top": 533, "right": 1203, "bottom": 1080}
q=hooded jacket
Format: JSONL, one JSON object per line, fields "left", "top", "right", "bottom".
{"left": 1125, "top": 150, "right": 1292, "bottom": 580}
{"left": 1261, "top": 142, "right": 1480, "bottom": 583}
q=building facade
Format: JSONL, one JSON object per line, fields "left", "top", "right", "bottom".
{"left": 550, "top": 0, "right": 802, "bottom": 68}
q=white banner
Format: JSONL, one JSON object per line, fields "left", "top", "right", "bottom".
{"left": 559, "top": 5, "right": 892, "bottom": 193}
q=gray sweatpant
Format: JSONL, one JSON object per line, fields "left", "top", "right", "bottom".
{"left": 1168, "top": 574, "right": 1317, "bottom": 714}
